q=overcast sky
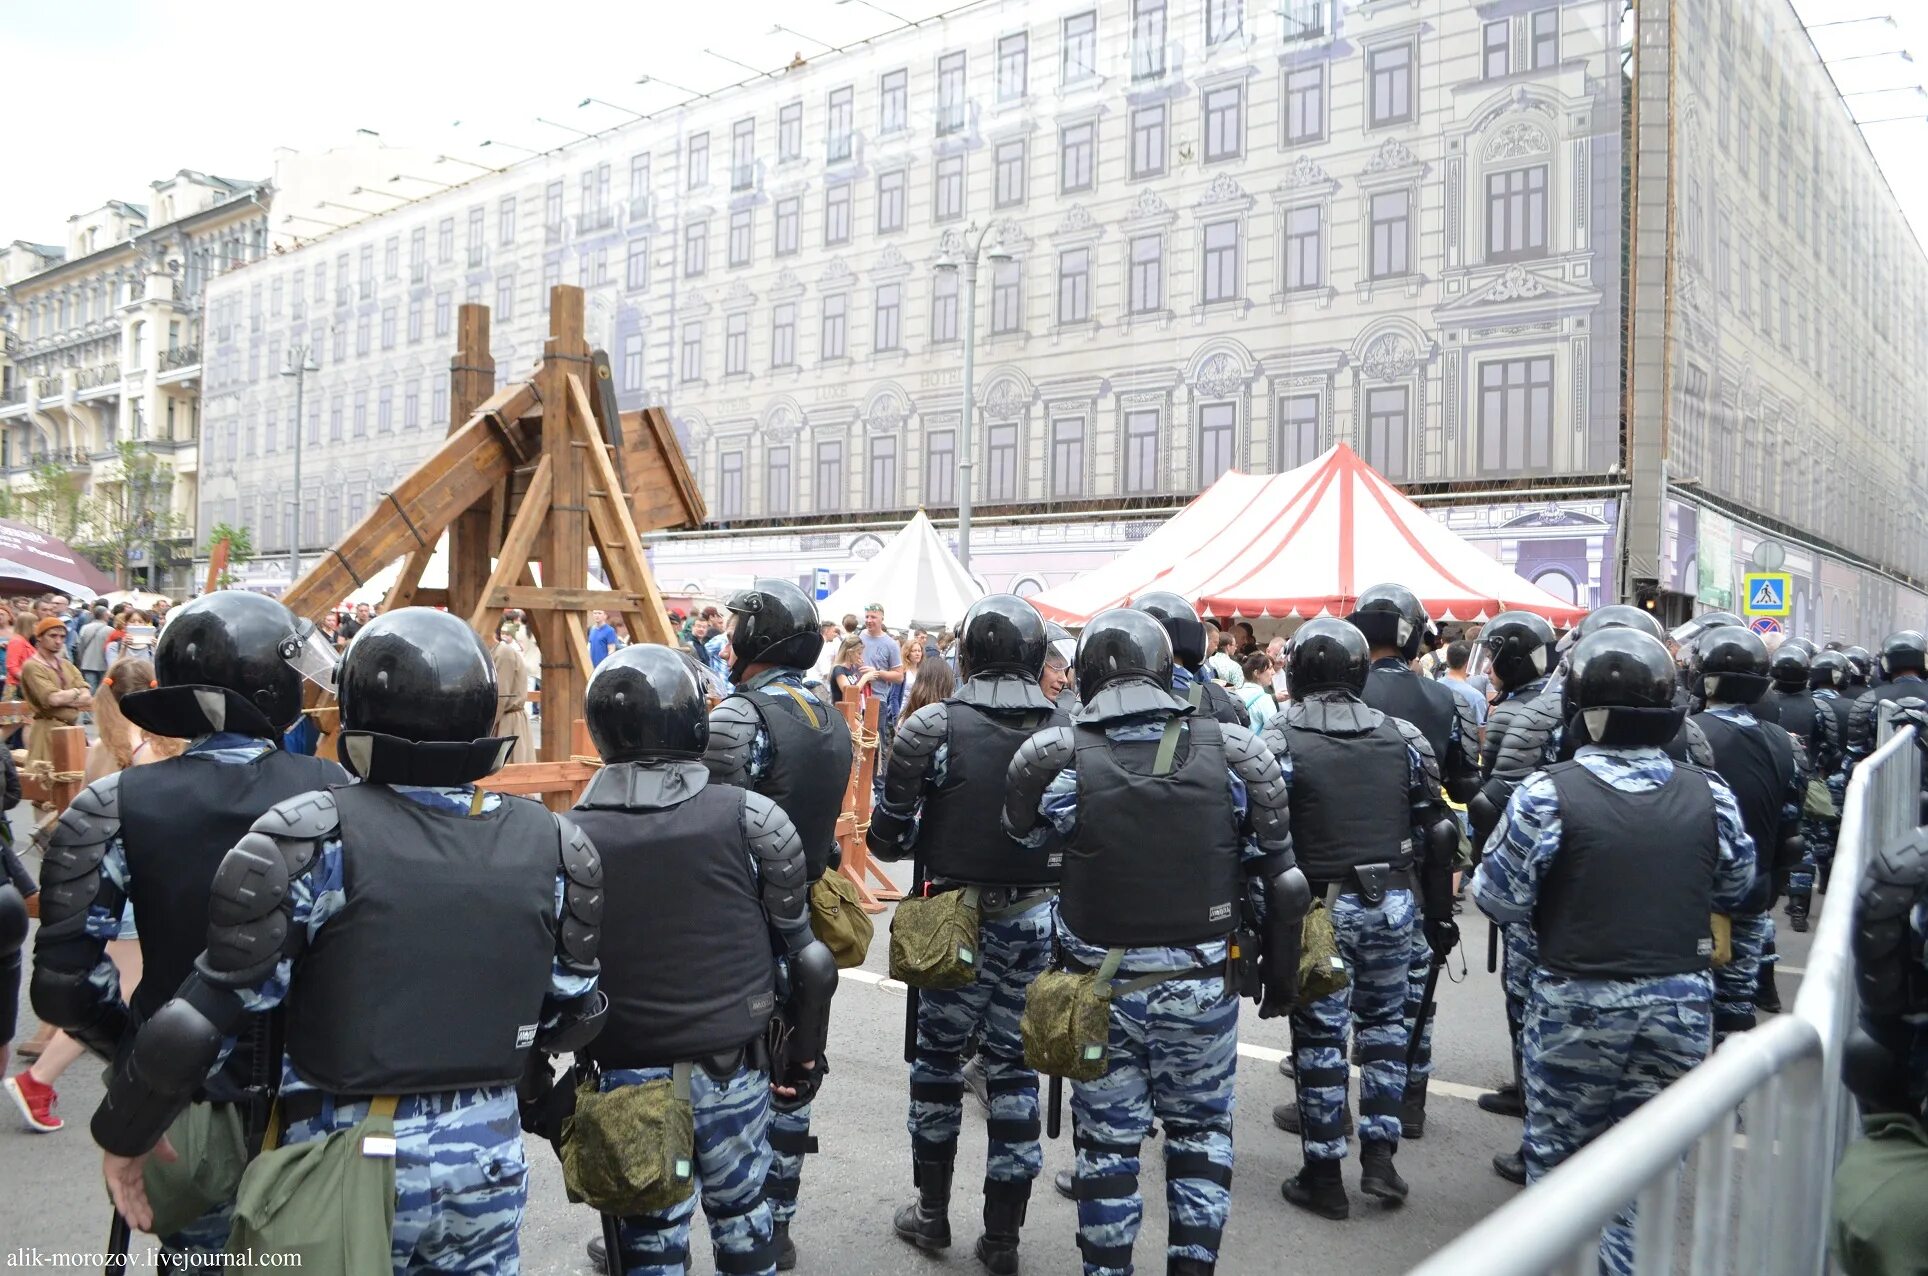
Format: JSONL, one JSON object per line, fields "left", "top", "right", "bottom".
{"left": 4, "top": 0, "right": 1925, "bottom": 250}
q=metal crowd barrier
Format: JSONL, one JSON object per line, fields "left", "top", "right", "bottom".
{"left": 1409, "top": 727, "right": 1921, "bottom": 1276}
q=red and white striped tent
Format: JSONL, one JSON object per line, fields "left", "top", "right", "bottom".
{"left": 1030, "top": 443, "right": 1586, "bottom": 628}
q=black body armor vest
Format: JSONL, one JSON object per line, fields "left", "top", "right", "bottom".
{"left": 1694, "top": 712, "right": 1795, "bottom": 915}
{"left": 570, "top": 786, "right": 775, "bottom": 1067}
{"left": 1282, "top": 719, "right": 1414, "bottom": 882}
{"left": 740, "top": 686, "right": 853, "bottom": 880}
{"left": 1186, "top": 678, "right": 1248, "bottom": 728}
{"left": 1760, "top": 689, "right": 1819, "bottom": 753}
{"left": 1535, "top": 762, "right": 1720, "bottom": 979}
{"left": 1061, "top": 717, "right": 1241, "bottom": 947}
{"left": 283, "top": 785, "right": 560, "bottom": 1094}
{"left": 120, "top": 749, "right": 345, "bottom": 1101}
{"left": 1364, "top": 666, "right": 1454, "bottom": 766}
{"left": 921, "top": 701, "right": 1065, "bottom": 885}
{"left": 1825, "top": 694, "right": 1853, "bottom": 748}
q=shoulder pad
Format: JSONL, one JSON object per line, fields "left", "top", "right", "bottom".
{"left": 554, "top": 814, "right": 604, "bottom": 973}
{"left": 743, "top": 791, "right": 803, "bottom": 860}
{"left": 1258, "top": 718, "right": 1290, "bottom": 761}
{"left": 38, "top": 774, "right": 123, "bottom": 931}
{"left": 1013, "top": 725, "right": 1076, "bottom": 776}
{"left": 1390, "top": 716, "right": 1445, "bottom": 786}
{"left": 710, "top": 694, "right": 763, "bottom": 736}
{"left": 704, "top": 697, "right": 761, "bottom": 784}
{"left": 1222, "top": 723, "right": 1290, "bottom": 813}
{"left": 892, "top": 703, "right": 948, "bottom": 758}
{"left": 67, "top": 771, "right": 122, "bottom": 824}
{"left": 1218, "top": 722, "right": 1272, "bottom": 771}
{"left": 1681, "top": 719, "right": 1717, "bottom": 768}
{"left": 203, "top": 825, "right": 318, "bottom": 983}
{"left": 252, "top": 789, "right": 342, "bottom": 844}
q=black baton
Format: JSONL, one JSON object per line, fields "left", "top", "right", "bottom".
{"left": 601, "top": 1212, "right": 624, "bottom": 1269}
{"left": 1046, "top": 1075, "right": 1063, "bottom": 1140}
{"left": 105, "top": 1211, "right": 130, "bottom": 1274}
{"left": 1404, "top": 949, "right": 1445, "bottom": 1073}
{"left": 1486, "top": 922, "right": 1500, "bottom": 974}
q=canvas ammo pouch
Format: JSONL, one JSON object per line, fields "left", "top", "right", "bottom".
{"left": 1710, "top": 913, "right": 1734, "bottom": 968}
{"left": 142, "top": 1100, "right": 249, "bottom": 1241}
{"left": 1804, "top": 777, "right": 1838, "bottom": 822}
{"left": 561, "top": 1063, "right": 696, "bottom": 1217}
{"left": 889, "top": 885, "right": 982, "bottom": 989}
{"left": 1299, "top": 901, "right": 1350, "bottom": 1002}
{"left": 810, "top": 869, "right": 875, "bottom": 968}
{"left": 225, "top": 1095, "right": 399, "bottom": 1270}
{"left": 1021, "top": 949, "right": 1211, "bottom": 1082}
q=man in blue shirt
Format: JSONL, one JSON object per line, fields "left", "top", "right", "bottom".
{"left": 586, "top": 608, "right": 620, "bottom": 667}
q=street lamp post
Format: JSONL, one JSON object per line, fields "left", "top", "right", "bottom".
{"left": 935, "top": 223, "right": 1011, "bottom": 577}
{"left": 281, "top": 346, "right": 320, "bottom": 588}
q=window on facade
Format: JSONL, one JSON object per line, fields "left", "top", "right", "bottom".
{"left": 1124, "top": 410, "right": 1159, "bottom": 493}
{"left": 494, "top": 274, "right": 514, "bottom": 322}
{"left": 776, "top": 197, "right": 800, "bottom": 256}
{"left": 880, "top": 69, "right": 908, "bottom": 133}
{"left": 1133, "top": 0, "right": 1167, "bottom": 79}
{"left": 432, "top": 375, "right": 448, "bottom": 425}
{"left": 1063, "top": 11, "right": 1098, "bottom": 84}
{"left": 1130, "top": 234, "right": 1164, "bottom": 313}
{"left": 1206, "top": 0, "right": 1242, "bottom": 45}
{"left": 407, "top": 296, "right": 424, "bottom": 343}
{"left": 1203, "top": 85, "right": 1242, "bottom": 162}
{"left": 680, "top": 324, "right": 703, "bottom": 382}
{"left": 767, "top": 446, "right": 792, "bottom": 514}
{"left": 1487, "top": 166, "right": 1548, "bottom": 261}
{"left": 986, "top": 423, "right": 1018, "bottom": 501}
{"left": 1060, "top": 122, "right": 1095, "bottom": 192}
{"left": 937, "top": 53, "right": 967, "bottom": 133}
{"left": 378, "top": 385, "right": 394, "bottom": 433}
{"left": 1370, "top": 190, "right": 1411, "bottom": 278}
{"left": 382, "top": 238, "right": 399, "bottom": 280}
{"left": 995, "top": 141, "right": 1026, "bottom": 207}
{"left": 466, "top": 209, "right": 485, "bottom": 267}
{"left": 816, "top": 440, "right": 844, "bottom": 512}
{"left": 355, "top": 314, "right": 371, "bottom": 356}
{"left": 997, "top": 33, "right": 1029, "bottom": 101}
{"left": 1531, "top": 8, "right": 1559, "bottom": 68}
{"left": 827, "top": 87, "right": 854, "bottom": 161}
{"left": 626, "top": 239, "right": 650, "bottom": 291}
{"left": 1479, "top": 357, "right": 1554, "bottom": 471}
{"left": 687, "top": 133, "right": 709, "bottom": 189}
{"left": 1131, "top": 104, "right": 1167, "bottom": 178}
{"left": 731, "top": 119, "right": 755, "bottom": 190}
{"left": 336, "top": 252, "right": 352, "bottom": 297}
{"left": 870, "top": 436, "right": 898, "bottom": 507}
{"left": 824, "top": 183, "right": 853, "bottom": 246}
{"left": 1483, "top": 20, "right": 1509, "bottom": 79}
{"left": 352, "top": 389, "right": 368, "bottom": 437}
{"left": 821, "top": 294, "right": 848, "bottom": 359}
{"left": 929, "top": 271, "right": 959, "bottom": 343}
{"left": 620, "top": 331, "right": 644, "bottom": 391}
{"left": 875, "top": 284, "right": 903, "bottom": 351}
{"left": 1198, "top": 403, "right": 1236, "bottom": 487}
{"left": 1202, "top": 220, "right": 1240, "bottom": 303}
{"left": 991, "top": 260, "right": 1023, "bottom": 333}
{"left": 1364, "top": 386, "right": 1409, "bottom": 479}
{"left": 379, "top": 305, "right": 396, "bottom": 349}
{"left": 1057, "top": 249, "right": 1092, "bottom": 324}
{"left": 729, "top": 209, "right": 753, "bottom": 268}
{"left": 361, "top": 244, "right": 376, "bottom": 291}
{"left": 718, "top": 451, "right": 744, "bottom": 518}
{"left": 1283, "top": 65, "right": 1324, "bottom": 145}
{"left": 490, "top": 199, "right": 511, "bottom": 249}
{"left": 926, "top": 429, "right": 956, "bottom": 504}
{"left": 435, "top": 291, "right": 452, "bottom": 337}
{"left": 1285, "top": 205, "right": 1324, "bottom": 290}
{"left": 1051, "top": 419, "right": 1085, "bottom": 497}
{"left": 779, "top": 102, "right": 802, "bottom": 161}
{"left": 684, "top": 221, "right": 707, "bottom": 276}
{"left": 772, "top": 303, "right": 797, "bottom": 366}
{"left": 404, "top": 380, "right": 421, "bottom": 430}
{"left": 935, "top": 156, "right": 965, "bottom": 222}
{"left": 1277, "top": 394, "right": 1319, "bottom": 470}
{"left": 877, "top": 170, "right": 907, "bottom": 233}
{"left": 629, "top": 154, "right": 651, "bottom": 212}
{"left": 725, "top": 312, "right": 749, "bottom": 376}
{"left": 1369, "top": 44, "right": 1413, "bottom": 126}
{"left": 543, "top": 183, "right": 563, "bottom": 233}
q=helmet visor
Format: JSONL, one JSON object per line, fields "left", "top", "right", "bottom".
{"left": 282, "top": 621, "right": 341, "bottom": 693}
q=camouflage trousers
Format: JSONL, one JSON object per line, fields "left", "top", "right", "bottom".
{"left": 764, "top": 1100, "right": 814, "bottom": 1226}
{"left": 282, "top": 1086, "right": 527, "bottom": 1273}
{"left": 1290, "top": 887, "right": 1418, "bottom": 1160}
{"left": 604, "top": 1063, "right": 775, "bottom": 1276}
{"left": 159, "top": 1198, "right": 234, "bottom": 1260}
{"left": 1069, "top": 972, "right": 1238, "bottom": 1276}
{"left": 1403, "top": 929, "right": 1436, "bottom": 1084}
{"left": 1788, "top": 811, "right": 1840, "bottom": 908}
{"left": 1522, "top": 975, "right": 1713, "bottom": 1276}
{"left": 908, "top": 898, "right": 1051, "bottom": 1182}
{"left": 1714, "top": 912, "right": 1775, "bottom": 1037}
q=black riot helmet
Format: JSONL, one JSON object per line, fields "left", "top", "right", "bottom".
{"left": 1844, "top": 646, "right": 1874, "bottom": 687}
{"left": 724, "top": 578, "right": 822, "bottom": 682}
{"left": 118, "top": 591, "right": 311, "bottom": 741}
{"left": 336, "top": 607, "right": 510, "bottom": 785}
{"left": 1780, "top": 637, "right": 1818, "bottom": 662}
{"left": 1287, "top": 618, "right": 1371, "bottom": 696}
{"left": 1348, "top": 583, "right": 1428, "bottom": 660}
{"left": 1131, "top": 590, "right": 1207, "bottom": 670}
{"left": 1076, "top": 608, "right": 1174, "bottom": 701}
{"left": 585, "top": 644, "right": 709, "bottom": 763}
{"left": 1878, "top": 630, "right": 1928, "bottom": 679}
{"left": 1575, "top": 604, "right": 1667, "bottom": 644}
{"left": 1810, "top": 650, "right": 1851, "bottom": 692}
{"left": 1691, "top": 626, "right": 1772, "bottom": 705}
{"left": 1479, "top": 611, "right": 1557, "bottom": 692}
{"left": 1768, "top": 643, "right": 1812, "bottom": 691}
{"left": 1563, "top": 629, "right": 1686, "bottom": 749}
{"left": 957, "top": 594, "right": 1047, "bottom": 680}
{"left": 1670, "top": 611, "right": 1743, "bottom": 648}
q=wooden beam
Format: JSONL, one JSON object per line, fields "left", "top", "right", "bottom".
{"left": 384, "top": 545, "right": 436, "bottom": 612}
{"left": 568, "top": 375, "right": 677, "bottom": 646}
{"left": 536, "top": 287, "right": 591, "bottom": 766}
{"left": 465, "top": 454, "right": 552, "bottom": 634}
{"left": 565, "top": 611, "right": 595, "bottom": 685}
{"left": 618, "top": 406, "right": 708, "bottom": 532}
{"left": 447, "top": 304, "right": 498, "bottom": 621}
{"left": 488, "top": 586, "right": 652, "bottom": 614}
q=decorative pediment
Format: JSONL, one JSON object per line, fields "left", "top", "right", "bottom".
{"left": 863, "top": 391, "right": 908, "bottom": 434}
{"left": 1193, "top": 352, "right": 1247, "bottom": 399}
{"left": 1128, "top": 187, "right": 1171, "bottom": 219}
{"left": 1432, "top": 263, "right": 1602, "bottom": 326}
{"left": 1197, "top": 172, "right": 1248, "bottom": 207}
{"left": 771, "top": 268, "right": 804, "bottom": 299}
{"left": 983, "top": 379, "right": 1031, "bottom": 420}
{"left": 763, "top": 404, "right": 804, "bottom": 441}
{"left": 724, "top": 281, "right": 755, "bottom": 309}
{"left": 1365, "top": 136, "right": 1419, "bottom": 174}
{"left": 818, "top": 258, "right": 853, "bottom": 288}
{"left": 1482, "top": 120, "right": 1552, "bottom": 162}
{"left": 1361, "top": 333, "right": 1418, "bottom": 381}
{"left": 1280, "top": 152, "right": 1334, "bottom": 191}
{"left": 1053, "top": 204, "right": 1104, "bottom": 243}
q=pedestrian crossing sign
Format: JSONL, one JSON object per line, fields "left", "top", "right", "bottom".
{"left": 1742, "top": 572, "right": 1791, "bottom": 617}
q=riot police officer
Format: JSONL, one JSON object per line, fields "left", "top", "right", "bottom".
{"left": 1003, "top": 608, "right": 1305, "bottom": 1276}
{"left": 1758, "top": 643, "right": 1840, "bottom": 932}
{"left": 704, "top": 579, "right": 854, "bottom": 1271}
{"left": 1808, "top": 650, "right": 1856, "bottom": 894}
{"left": 869, "top": 595, "right": 1066, "bottom": 1274}
{"left": 1472, "top": 629, "right": 1758, "bottom": 1276}
{"left": 570, "top": 645, "right": 833, "bottom": 1276}
{"left": 1846, "top": 632, "right": 1928, "bottom": 772}
{"left": 1557, "top": 608, "right": 1717, "bottom": 768}
{"left": 1688, "top": 627, "right": 1804, "bottom": 1040}
{"left": 29, "top": 592, "right": 346, "bottom": 1256}
{"left": 1843, "top": 645, "right": 1875, "bottom": 694}
{"left": 89, "top": 607, "right": 606, "bottom": 1267}
{"left": 1259, "top": 619, "right": 1457, "bottom": 1219}
{"left": 1132, "top": 591, "right": 1249, "bottom": 727}
{"left": 1346, "top": 584, "right": 1479, "bottom": 801}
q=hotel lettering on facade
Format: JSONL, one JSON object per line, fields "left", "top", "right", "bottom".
{"left": 197, "top": 0, "right": 1928, "bottom": 636}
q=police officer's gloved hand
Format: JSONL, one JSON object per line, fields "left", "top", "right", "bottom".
{"left": 1424, "top": 918, "right": 1460, "bottom": 960}
{"left": 772, "top": 1053, "right": 827, "bottom": 1112}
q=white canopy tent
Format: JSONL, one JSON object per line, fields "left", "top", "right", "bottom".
{"left": 818, "top": 511, "right": 981, "bottom": 631}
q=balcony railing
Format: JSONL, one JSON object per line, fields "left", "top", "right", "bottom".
{"left": 545, "top": 222, "right": 565, "bottom": 245}
{"left": 577, "top": 207, "right": 615, "bottom": 234}
{"left": 0, "top": 386, "right": 25, "bottom": 406}
{"left": 628, "top": 196, "right": 652, "bottom": 222}
{"left": 35, "top": 376, "right": 63, "bottom": 399}
{"left": 76, "top": 362, "right": 120, "bottom": 391}
{"left": 159, "top": 345, "right": 201, "bottom": 372}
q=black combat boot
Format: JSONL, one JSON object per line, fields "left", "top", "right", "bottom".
{"left": 586, "top": 1235, "right": 608, "bottom": 1273}
{"left": 1786, "top": 889, "right": 1812, "bottom": 933}
{"left": 1816, "top": 858, "right": 1832, "bottom": 894}
{"left": 1492, "top": 1149, "right": 1527, "bottom": 1184}
{"left": 1281, "top": 1159, "right": 1349, "bottom": 1220}
{"left": 1272, "top": 1100, "right": 1353, "bottom": 1136}
{"left": 975, "top": 1179, "right": 1029, "bottom": 1274}
{"left": 772, "top": 1221, "right": 797, "bottom": 1271}
{"left": 1400, "top": 1077, "right": 1428, "bottom": 1140}
{"left": 1358, "top": 1141, "right": 1409, "bottom": 1203}
{"left": 894, "top": 1159, "right": 955, "bottom": 1251}
{"left": 1277, "top": 1054, "right": 1296, "bottom": 1079}
{"left": 1757, "top": 964, "right": 1782, "bottom": 1015}
{"left": 1054, "top": 1168, "right": 1076, "bottom": 1200}
{"left": 1479, "top": 1033, "right": 1526, "bottom": 1118}
{"left": 1168, "top": 1258, "right": 1216, "bottom": 1275}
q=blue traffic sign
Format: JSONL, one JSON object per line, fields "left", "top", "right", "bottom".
{"left": 1742, "top": 572, "right": 1791, "bottom": 618}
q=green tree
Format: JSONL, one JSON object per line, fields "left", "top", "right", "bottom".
{"left": 73, "top": 442, "right": 189, "bottom": 588}
{"left": 203, "top": 521, "right": 255, "bottom": 590}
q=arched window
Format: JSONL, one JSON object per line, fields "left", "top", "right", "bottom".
{"left": 1530, "top": 567, "right": 1577, "bottom": 605}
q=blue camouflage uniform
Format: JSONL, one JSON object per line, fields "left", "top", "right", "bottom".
{"left": 1806, "top": 687, "right": 1847, "bottom": 889}
{"left": 1010, "top": 713, "right": 1264, "bottom": 1276}
{"left": 229, "top": 785, "right": 596, "bottom": 1272}
{"left": 1472, "top": 744, "right": 1757, "bottom": 1276}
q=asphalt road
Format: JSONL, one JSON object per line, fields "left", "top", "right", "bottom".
{"left": 1, "top": 841, "right": 1818, "bottom": 1275}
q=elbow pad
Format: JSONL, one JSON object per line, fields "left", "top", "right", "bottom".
{"left": 867, "top": 709, "right": 946, "bottom": 862}
{"left": 783, "top": 939, "right": 839, "bottom": 1067}
{"left": 1004, "top": 727, "right": 1075, "bottom": 838}
{"left": 1223, "top": 724, "right": 1293, "bottom": 856}
{"left": 703, "top": 698, "right": 761, "bottom": 789}
{"left": 745, "top": 793, "right": 810, "bottom": 938}
{"left": 555, "top": 816, "right": 604, "bottom": 978}
{"left": 29, "top": 964, "right": 128, "bottom": 1060}
{"left": 1257, "top": 866, "right": 1311, "bottom": 1018}
{"left": 536, "top": 990, "right": 608, "bottom": 1055}
{"left": 1468, "top": 790, "right": 1501, "bottom": 853}
{"left": 0, "top": 882, "right": 26, "bottom": 950}
{"left": 34, "top": 773, "right": 122, "bottom": 944}
{"left": 91, "top": 975, "right": 238, "bottom": 1158}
